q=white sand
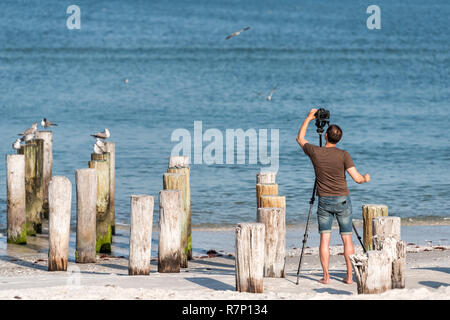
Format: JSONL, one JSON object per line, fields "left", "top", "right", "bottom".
{"left": 0, "top": 242, "right": 449, "bottom": 300}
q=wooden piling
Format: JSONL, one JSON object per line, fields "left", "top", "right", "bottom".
{"left": 18, "top": 141, "right": 43, "bottom": 235}
{"left": 256, "top": 171, "right": 276, "bottom": 184}
{"left": 89, "top": 153, "right": 111, "bottom": 253}
{"left": 158, "top": 190, "right": 182, "bottom": 273}
{"left": 235, "top": 223, "right": 265, "bottom": 293}
{"left": 362, "top": 204, "right": 388, "bottom": 251}
{"left": 129, "top": 195, "right": 154, "bottom": 275}
{"left": 256, "top": 183, "right": 278, "bottom": 208}
{"left": 75, "top": 168, "right": 97, "bottom": 263}
{"left": 349, "top": 250, "right": 392, "bottom": 294}
{"left": 372, "top": 216, "right": 401, "bottom": 241}
{"left": 6, "top": 154, "right": 27, "bottom": 244}
{"left": 259, "top": 195, "right": 286, "bottom": 210}
{"left": 257, "top": 207, "right": 286, "bottom": 278}
{"left": 168, "top": 156, "right": 192, "bottom": 261}
{"left": 163, "top": 172, "right": 188, "bottom": 267}
{"left": 104, "top": 142, "right": 116, "bottom": 235}
{"left": 48, "top": 176, "right": 72, "bottom": 271}
{"left": 35, "top": 131, "right": 53, "bottom": 219}
{"left": 372, "top": 216, "right": 405, "bottom": 289}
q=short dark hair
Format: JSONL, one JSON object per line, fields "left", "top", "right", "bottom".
{"left": 326, "top": 124, "right": 343, "bottom": 144}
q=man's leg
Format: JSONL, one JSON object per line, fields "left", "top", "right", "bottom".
{"left": 341, "top": 234, "right": 354, "bottom": 284}
{"left": 319, "top": 232, "right": 331, "bottom": 284}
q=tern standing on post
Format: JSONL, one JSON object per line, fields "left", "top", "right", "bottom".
{"left": 91, "top": 128, "right": 110, "bottom": 140}
{"left": 296, "top": 108, "right": 370, "bottom": 285}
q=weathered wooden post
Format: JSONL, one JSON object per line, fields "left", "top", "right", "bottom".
{"left": 372, "top": 216, "right": 405, "bottom": 289}
{"left": 235, "top": 223, "right": 265, "bottom": 293}
{"left": 257, "top": 207, "right": 286, "bottom": 278}
{"left": 167, "top": 156, "right": 192, "bottom": 261}
{"left": 35, "top": 131, "right": 53, "bottom": 219}
{"left": 89, "top": 153, "right": 111, "bottom": 253}
{"left": 18, "top": 141, "right": 44, "bottom": 235}
{"left": 256, "top": 171, "right": 276, "bottom": 184}
{"left": 362, "top": 204, "right": 388, "bottom": 251}
{"left": 349, "top": 250, "right": 392, "bottom": 294}
{"left": 129, "top": 195, "right": 154, "bottom": 275}
{"left": 372, "top": 216, "right": 400, "bottom": 241}
{"left": 256, "top": 183, "right": 278, "bottom": 209}
{"left": 158, "top": 190, "right": 182, "bottom": 273}
{"left": 259, "top": 195, "right": 286, "bottom": 210}
{"left": 163, "top": 172, "right": 188, "bottom": 267}
{"left": 75, "top": 168, "right": 97, "bottom": 263}
{"left": 104, "top": 142, "right": 116, "bottom": 235}
{"left": 6, "top": 154, "right": 27, "bottom": 244}
{"left": 48, "top": 176, "right": 72, "bottom": 271}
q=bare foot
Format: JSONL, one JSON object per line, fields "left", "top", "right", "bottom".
{"left": 318, "top": 278, "right": 329, "bottom": 284}
{"left": 343, "top": 277, "right": 353, "bottom": 284}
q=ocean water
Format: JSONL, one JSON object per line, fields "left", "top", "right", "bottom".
{"left": 0, "top": 0, "right": 449, "bottom": 230}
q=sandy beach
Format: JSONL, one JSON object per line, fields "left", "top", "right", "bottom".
{"left": 0, "top": 225, "right": 448, "bottom": 300}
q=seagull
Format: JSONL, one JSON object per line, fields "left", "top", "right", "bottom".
{"left": 93, "top": 139, "right": 105, "bottom": 154}
{"left": 12, "top": 138, "right": 21, "bottom": 150}
{"left": 20, "top": 133, "right": 35, "bottom": 142}
{"left": 225, "top": 26, "right": 250, "bottom": 40}
{"left": 18, "top": 122, "right": 37, "bottom": 136}
{"left": 41, "top": 118, "right": 58, "bottom": 128}
{"left": 257, "top": 85, "right": 278, "bottom": 101}
{"left": 91, "top": 128, "right": 110, "bottom": 140}
{"left": 96, "top": 138, "right": 105, "bottom": 150}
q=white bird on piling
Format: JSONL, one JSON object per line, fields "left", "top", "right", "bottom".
{"left": 225, "top": 26, "right": 250, "bottom": 40}
{"left": 93, "top": 138, "right": 106, "bottom": 154}
{"left": 91, "top": 128, "right": 110, "bottom": 140}
{"left": 21, "top": 133, "right": 35, "bottom": 142}
{"left": 257, "top": 85, "right": 278, "bottom": 101}
{"left": 12, "top": 138, "right": 21, "bottom": 150}
{"left": 18, "top": 122, "right": 37, "bottom": 137}
{"left": 41, "top": 118, "right": 58, "bottom": 128}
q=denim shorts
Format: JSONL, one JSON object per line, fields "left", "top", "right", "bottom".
{"left": 317, "top": 196, "right": 352, "bottom": 235}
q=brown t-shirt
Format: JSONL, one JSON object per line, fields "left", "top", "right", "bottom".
{"left": 303, "top": 143, "right": 355, "bottom": 196}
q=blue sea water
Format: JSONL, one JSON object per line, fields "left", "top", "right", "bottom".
{"left": 0, "top": 0, "right": 449, "bottom": 229}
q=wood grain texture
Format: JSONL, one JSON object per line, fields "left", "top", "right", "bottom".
{"left": 257, "top": 207, "right": 286, "bottom": 278}
{"left": 35, "top": 131, "right": 53, "bottom": 219}
{"left": 104, "top": 142, "right": 116, "bottom": 235}
{"left": 129, "top": 195, "right": 154, "bottom": 275}
{"left": 48, "top": 176, "right": 72, "bottom": 271}
{"left": 362, "top": 204, "right": 388, "bottom": 251}
{"left": 88, "top": 154, "right": 111, "bottom": 253}
{"left": 75, "top": 168, "right": 97, "bottom": 263}
{"left": 18, "top": 141, "right": 43, "bottom": 235}
{"left": 259, "top": 195, "right": 285, "bottom": 210}
{"left": 235, "top": 223, "right": 265, "bottom": 293}
{"left": 163, "top": 172, "right": 188, "bottom": 267}
{"left": 256, "top": 184, "right": 278, "bottom": 209}
{"left": 350, "top": 250, "right": 392, "bottom": 294}
{"left": 6, "top": 154, "right": 27, "bottom": 244}
{"left": 158, "top": 190, "right": 182, "bottom": 273}
{"left": 256, "top": 172, "right": 276, "bottom": 184}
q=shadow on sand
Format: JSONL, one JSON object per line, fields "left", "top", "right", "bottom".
{"left": 185, "top": 277, "right": 235, "bottom": 291}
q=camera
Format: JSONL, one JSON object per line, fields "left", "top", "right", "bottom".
{"left": 314, "top": 108, "right": 330, "bottom": 131}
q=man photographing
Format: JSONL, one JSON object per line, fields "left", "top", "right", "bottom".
{"left": 296, "top": 108, "right": 370, "bottom": 285}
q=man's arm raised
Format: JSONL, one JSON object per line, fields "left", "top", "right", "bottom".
{"left": 296, "top": 108, "right": 317, "bottom": 149}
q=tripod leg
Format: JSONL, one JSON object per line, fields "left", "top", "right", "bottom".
{"left": 295, "top": 201, "right": 314, "bottom": 285}
{"left": 352, "top": 222, "right": 366, "bottom": 253}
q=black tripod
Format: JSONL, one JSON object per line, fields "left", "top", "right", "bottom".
{"left": 295, "top": 127, "right": 366, "bottom": 285}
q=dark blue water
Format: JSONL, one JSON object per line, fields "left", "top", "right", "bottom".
{"left": 0, "top": 0, "right": 449, "bottom": 228}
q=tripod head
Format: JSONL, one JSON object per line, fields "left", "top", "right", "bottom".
{"left": 314, "top": 107, "right": 330, "bottom": 143}
{"left": 314, "top": 108, "right": 330, "bottom": 133}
